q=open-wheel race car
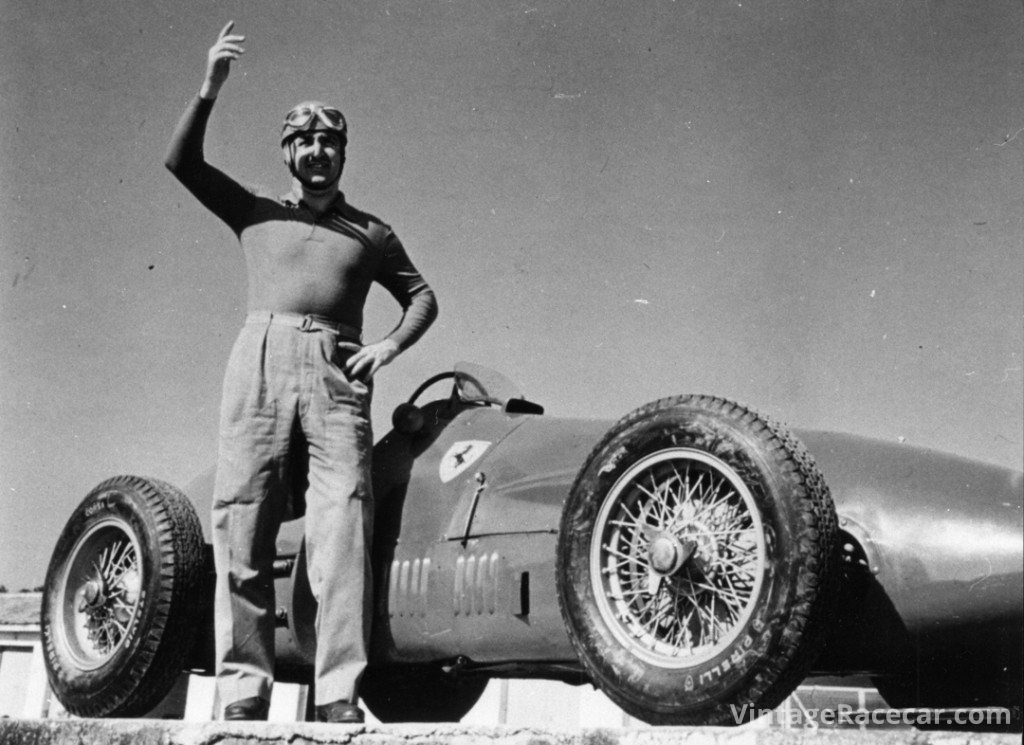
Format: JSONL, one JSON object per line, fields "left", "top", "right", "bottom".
{"left": 40, "top": 363, "right": 1023, "bottom": 728}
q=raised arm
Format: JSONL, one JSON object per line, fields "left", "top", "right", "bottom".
{"left": 164, "top": 22, "right": 254, "bottom": 233}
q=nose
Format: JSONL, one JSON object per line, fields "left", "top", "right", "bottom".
{"left": 312, "top": 138, "right": 325, "bottom": 156}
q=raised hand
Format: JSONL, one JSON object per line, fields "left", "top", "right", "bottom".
{"left": 200, "top": 21, "right": 246, "bottom": 100}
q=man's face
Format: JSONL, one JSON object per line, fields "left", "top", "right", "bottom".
{"left": 288, "top": 131, "right": 345, "bottom": 187}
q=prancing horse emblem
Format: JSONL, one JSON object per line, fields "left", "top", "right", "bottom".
{"left": 439, "top": 440, "right": 491, "bottom": 483}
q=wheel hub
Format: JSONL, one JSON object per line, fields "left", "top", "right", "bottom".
{"left": 83, "top": 579, "right": 105, "bottom": 608}
{"left": 648, "top": 533, "right": 696, "bottom": 575}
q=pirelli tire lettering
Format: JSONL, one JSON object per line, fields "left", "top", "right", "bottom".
{"left": 83, "top": 498, "right": 114, "bottom": 518}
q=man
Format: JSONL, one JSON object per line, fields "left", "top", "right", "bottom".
{"left": 165, "top": 22, "right": 438, "bottom": 723}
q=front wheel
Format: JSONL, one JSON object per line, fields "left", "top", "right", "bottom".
{"left": 557, "top": 395, "right": 838, "bottom": 726}
{"left": 41, "top": 475, "right": 206, "bottom": 717}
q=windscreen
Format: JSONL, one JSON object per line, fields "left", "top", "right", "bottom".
{"left": 453, "top": 362, "right": 524, "bottom": 407}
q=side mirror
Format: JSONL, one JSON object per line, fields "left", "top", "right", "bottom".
{"left": 392, "top": 402, "right": 425, "bottom": 435}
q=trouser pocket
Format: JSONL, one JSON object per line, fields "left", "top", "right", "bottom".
{"left": 322, "top": 338, "right": 372, "bottom": 405}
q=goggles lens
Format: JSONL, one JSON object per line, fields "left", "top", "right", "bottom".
{"left": 284, "top": 106, "right": 346, "bottom": 130}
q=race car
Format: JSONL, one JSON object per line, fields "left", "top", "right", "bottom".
{"left": 40, "top": 362, "right": 1023, "bottom": 728}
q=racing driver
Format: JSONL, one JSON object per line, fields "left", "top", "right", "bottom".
{"left": 164, "top": 22, "right": 438, "bottom": 723}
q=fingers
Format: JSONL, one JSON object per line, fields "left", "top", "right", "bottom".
{"left": 212, "top": 43, "right": 245, "bottom": 60}
{"left": 346, "top": 357, "right": 375, "bottom": 381}
{"left": 202, "top": 23, "right": 245, "bottom": 96}
{"left": 215, "top": 21, "right": 245, "bottom": 49}
{"left": 345, "top": 347, "right": 368, "bottom": 368}
{"left": 345, "top": 349, "right": 381, "bottom": 381}
{"left": 209, "top": 36, "right": 245, "bottom": 66}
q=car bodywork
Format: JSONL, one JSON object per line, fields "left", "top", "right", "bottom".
{"left": 240, "top": 363, "right": 1022, "bottom": 711}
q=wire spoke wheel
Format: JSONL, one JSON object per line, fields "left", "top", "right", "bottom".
{"left": 56, "top": 518, "right": 144, "bottom": 669}
{"left": 591, "top": 448, "right": 766, "bottom": 668}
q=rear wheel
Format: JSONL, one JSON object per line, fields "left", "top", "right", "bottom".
{"left": 557, "top": 395, "right": 838, "bottom": 725}
{"left": 41, "top": 475, "right": 206, "bottom": 717}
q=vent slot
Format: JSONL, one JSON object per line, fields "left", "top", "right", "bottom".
{"left": 514, "top": 571, "right": 530, "bottom": 617}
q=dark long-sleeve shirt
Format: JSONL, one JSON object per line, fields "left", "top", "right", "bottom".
{"left": 165, "top": 96, "right": 437, "bottom": 350}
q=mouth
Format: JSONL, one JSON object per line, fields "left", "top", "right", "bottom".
{"left": 302, "top": 160, "right": 335, "bottom": 182}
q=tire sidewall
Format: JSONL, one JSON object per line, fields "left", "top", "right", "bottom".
{"left": 559, "top": 401, "right": 810, "bottom": 720}
{"left": 42, "top": 480, "right": 166, "bottom": 706}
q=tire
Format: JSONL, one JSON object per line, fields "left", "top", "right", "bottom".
{"left": 41, "top": 475, "right": 207, "bottom": 717}
{"left": 361, "top": 664, "right": 488, "bottom": 722}
{"left": 556, "top": 395, "right": 839, "bottom": 726}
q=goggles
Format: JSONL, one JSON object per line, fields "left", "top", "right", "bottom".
{"left": 281, "top": 104, "right": 348, "bottom": 145}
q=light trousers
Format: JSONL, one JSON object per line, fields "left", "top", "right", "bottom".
{"left": 212, "top": 313, "right": 373, "bottom": 707}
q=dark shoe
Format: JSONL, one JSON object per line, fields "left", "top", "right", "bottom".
{"left": 223, "top": 696, "right": 270, "bottom": 721}
{"left": 316, "top": 699, "right": 365, "bottom": 723}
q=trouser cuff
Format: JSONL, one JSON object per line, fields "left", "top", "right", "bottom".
{"left": 217, "top": 674, "right": 273, "bottom": 708}
{"left": 314, "top": 661, "right": 367, "bottom": 705}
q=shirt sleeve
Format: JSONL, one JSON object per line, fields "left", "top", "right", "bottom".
{"left": 164, "top": 96, "right": 255, "bottom": 235}
{"left": 375, "top": 230, "right": 439, "bottom": 351}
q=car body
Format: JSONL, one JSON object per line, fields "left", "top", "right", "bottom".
{"left": 42, "top": 363, "right": 1022, "bottom": 727}
{"left": 275, "top": 363, "right": 1022, "bottom": 719}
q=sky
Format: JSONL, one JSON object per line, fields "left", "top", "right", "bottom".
{"left": 1, "top": 0, "right": 1021, "bottom": 591}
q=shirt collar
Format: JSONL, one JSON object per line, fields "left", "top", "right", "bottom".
{"left": 282, "top": 189, "right": 346, "bottom": 212}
